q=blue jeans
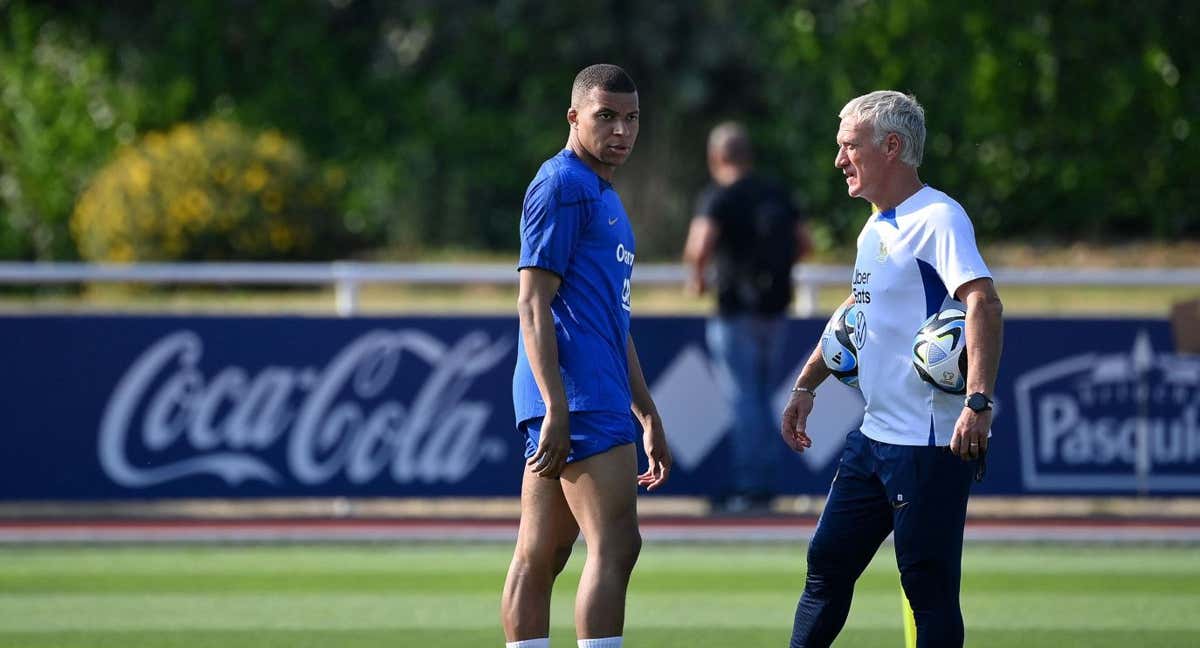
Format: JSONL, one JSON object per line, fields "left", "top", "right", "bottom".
{"left": 791, "top": 429, "right": 976, "bottom": 648}
{"left": 706, "top": 314, "right": 789, "bottom": 498}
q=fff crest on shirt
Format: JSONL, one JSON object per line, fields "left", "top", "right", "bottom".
{"left": 875, "top": 240, "right": 889, "bottom": 262}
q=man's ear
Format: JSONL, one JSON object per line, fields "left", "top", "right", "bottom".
{"left": 567, "top": 107, "right": 578, "bottom": 128}
{"left": 885, "top": 132, "right": 902, "bottom": 161}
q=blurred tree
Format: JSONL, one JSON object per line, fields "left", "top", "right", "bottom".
{"left": 2, "top": 0, "right": 1197, "bottom": 261}
{"left": 58, "top": 0, "right": 780, "bottom": 257}
{"left": 754, "top": 0, "right": 1198, "bottom": 244}
{"left": 0, "top": 3, "right": 141, "bottom": 260}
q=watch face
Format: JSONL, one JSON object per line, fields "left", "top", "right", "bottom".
{"left": 968, "top": 394, "right": 991, "bottom": 411}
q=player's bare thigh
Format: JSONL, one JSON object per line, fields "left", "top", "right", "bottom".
{"left": 559, "top": 443, "right": 640, "bottom": 544}
{"left": 514, "top": 467, "right": 581, "bottom": 564}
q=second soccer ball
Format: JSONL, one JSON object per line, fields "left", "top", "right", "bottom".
{"left": 912, "top": 307, "right": 969, "bottom": 394}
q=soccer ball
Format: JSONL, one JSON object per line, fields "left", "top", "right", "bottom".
{"left": 912, "top": 308, "right": 968, "bottom": 394}
{"left": 820, "top": 302, "right": 864, "bottom": 387}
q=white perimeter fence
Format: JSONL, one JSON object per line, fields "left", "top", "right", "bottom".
{"left": 1, "top": 262, "right": 1199, "bottom": 317}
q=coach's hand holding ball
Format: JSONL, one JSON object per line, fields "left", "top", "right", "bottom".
{"left": 912, "top": 306, "right": 989, "bottom": 460}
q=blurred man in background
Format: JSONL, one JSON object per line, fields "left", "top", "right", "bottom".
{"left": 684, "top": 121, "right": 810, "bottom": 514}
{"left": 502, "top": 64, "right": 672, "bottom": 648}
{"left": 780, "top": 91, "right": 1003, "bottom": 647}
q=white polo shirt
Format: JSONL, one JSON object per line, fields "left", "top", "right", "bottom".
{"left": 849, "top": 186, "right": 991, "bottom": 446}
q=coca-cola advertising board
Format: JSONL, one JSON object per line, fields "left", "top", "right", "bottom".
{"left": 1, "top": 315, "right": 1195, "bottom": 500}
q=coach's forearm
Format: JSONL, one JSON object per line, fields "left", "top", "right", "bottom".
{"left": 792, "top": 343, "right": 832, "bottom": 391}
{"left": 964, "top": 289, "right": 1004, "bottom": 396}
{"left": 517, "top": 297, "right": 568, "bottom": 415}
{"left": 792, "top": 294, "right": 854, "bottom": 391}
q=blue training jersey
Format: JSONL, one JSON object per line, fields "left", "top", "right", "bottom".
{"left": 512, "top": 149, "right": 635, "bottom": 424}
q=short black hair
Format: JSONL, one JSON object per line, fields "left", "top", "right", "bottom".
{"left": 571, "top": 64, "right": 637, "bottom": 106}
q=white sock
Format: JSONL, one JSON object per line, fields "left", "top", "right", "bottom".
{"left": 578, "top": 637, "right": 623, "bottom": 648}
{"left": 506, "top": 639, "right": 549, "bottom": 648}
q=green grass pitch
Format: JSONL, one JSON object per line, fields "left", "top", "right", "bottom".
{"left": 0, "top": 542, "right": 1197, "bottom": 647}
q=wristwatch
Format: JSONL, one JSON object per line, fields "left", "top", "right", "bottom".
{"left": 964, "top": 392, "right": 993, "bottom": 413}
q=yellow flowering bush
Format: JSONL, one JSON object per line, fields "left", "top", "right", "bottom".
{"left": 72, "top": 119, "right": 347, "bottom": 261}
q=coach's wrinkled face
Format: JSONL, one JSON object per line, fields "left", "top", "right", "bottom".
{"left": 835, "top": 117, "right": 895, "bottom": 202}
{"left": 569, "top": 87, "right": 639, "bottom": 171}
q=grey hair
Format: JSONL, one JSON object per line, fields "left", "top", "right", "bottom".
{"left": 839, "top": 91, "right": 925, "bottom": 167}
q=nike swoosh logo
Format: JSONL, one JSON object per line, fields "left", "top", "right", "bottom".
{"left": 892, "top": 501, "right": 910, "bottom": 511}
{"left": 608, "top": 216, "right": 619, "bottom": 225}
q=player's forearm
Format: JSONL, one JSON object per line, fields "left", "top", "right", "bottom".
{"left": 964, "top": 289, "right": 1004, "bottom": 395}
{"left": 517, "top": 297, "right": 569, "bottom": 415}
{"left": 626, "top": 335, "right": 661, "bottom": 425}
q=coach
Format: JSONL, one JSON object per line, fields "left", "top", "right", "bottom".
{"left": 780, "top": 90, "right": 1004, "bottom": 647}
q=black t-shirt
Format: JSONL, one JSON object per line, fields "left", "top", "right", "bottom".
{"left": 695, "top": 175, "right": 803, "bottom": 316}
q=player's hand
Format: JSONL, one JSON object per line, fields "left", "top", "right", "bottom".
{"left": 950, "top": 407, "right": 990, "bottom": 460}
{"left": 637, "top": 413, "right": 672, "bottom": 491}
{"left": 684, "top": 275, "right": 707, "bottom": 297}
{"left": 780, "top": 391, "right": 814, "bottom": 453}
{"left": 527, "top": 409, "right": 570, "bottom": 478}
